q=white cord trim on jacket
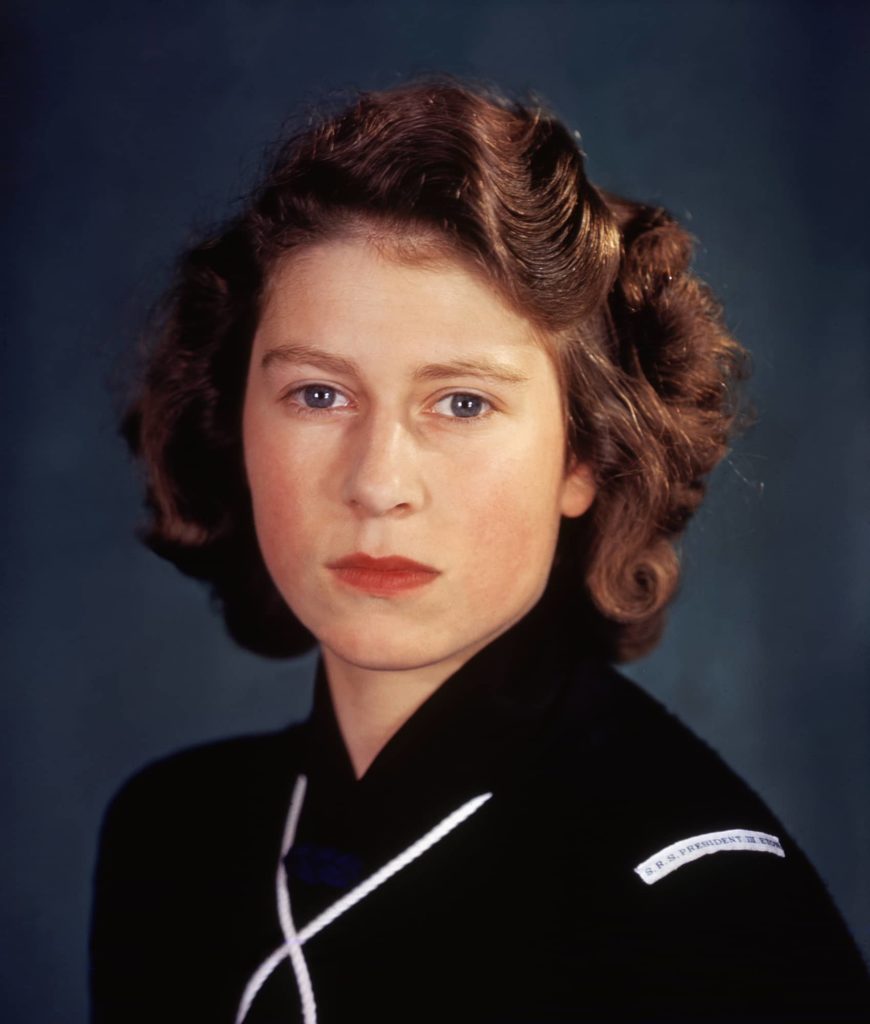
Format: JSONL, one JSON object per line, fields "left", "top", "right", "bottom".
{"left": 275, "top": 776, "right": 317, "bottom": 1023}
{"left": 235, "top": 775, "right": 493, "bottom": 1024}
{"left": 236, "top": 775, "right": 314, "bottom": 1024}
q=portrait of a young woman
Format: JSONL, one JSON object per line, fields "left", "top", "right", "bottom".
{"left": 87, "top": 79, "right": 870, "bottom": 1023}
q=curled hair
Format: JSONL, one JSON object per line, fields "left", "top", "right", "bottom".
{"left": 121, "top": 76, "right": 750, "bottom": 662}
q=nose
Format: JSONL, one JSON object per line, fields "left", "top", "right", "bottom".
{"left": 341, "top": 410, "right": 425, "bottom": 517}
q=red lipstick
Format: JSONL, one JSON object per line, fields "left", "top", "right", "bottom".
{"left": 327, "top": 553, "right": 440, "bottom": 596}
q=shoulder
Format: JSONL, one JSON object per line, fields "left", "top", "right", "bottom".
{"left": 111, "top": 722, "right": 303, "bottom": 792}
{"left": 90, "top": 725, "right": 308, "bottom": 1020}
{"left": 550, "top": 660, "right": 835, "bottom": 881}
{"left": 497, "top": 655, "right": 800, "bottom": 890}
{"left": 525, "top": 656, "right": 850, "bottom": 915}
{"left": 95, "top": 724, "right": 305, "bottom": 874}
{"left": 522, "top": 660, "right": 870, "bottom": 1014}
{"left": 104, "top": 723, "right": 304, "bottom": 811}
{"left": 547, "top": 659, "right": 783, "bottom": 826}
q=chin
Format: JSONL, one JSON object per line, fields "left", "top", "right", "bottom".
{"left": 315, "top": 617, "right": 469, "bottom": 674}
{"left": 324, "top": 636, "right": 446, "bottom": 673}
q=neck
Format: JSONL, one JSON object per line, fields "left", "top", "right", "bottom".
{"left": 318, "top": 584, "right": 565, "bottom": 780}
{"left": 321, "top": 647, "right": 479, "bottom": 780}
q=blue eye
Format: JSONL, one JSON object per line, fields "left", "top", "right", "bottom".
{"left": 303, "top": 385, "right": 338, "bottom": 408}
{"left": 433, "top": 392, "right": 491, "bottom": 419}
{"left": 290, "top": 384, "right": 351, "bottom": 411}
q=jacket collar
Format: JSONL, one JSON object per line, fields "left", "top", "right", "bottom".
{"left": 296, "top": 572, "right": 603, "bottom": 853}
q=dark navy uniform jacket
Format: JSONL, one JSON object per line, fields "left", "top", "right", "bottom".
{"left": 89, "top": 585, "right": 870, "bottom": 1022}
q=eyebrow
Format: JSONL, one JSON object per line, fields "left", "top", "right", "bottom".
{"left": 260, "top": 342, "right": 530, "bottom": 386}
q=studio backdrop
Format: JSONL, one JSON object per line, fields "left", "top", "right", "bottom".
{"left": 3, "top": 1, "right": 869, "bottom": 1021}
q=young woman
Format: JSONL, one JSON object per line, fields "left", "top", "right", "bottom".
{"left": 90, "top": 78, "right": 870, "bottom": 1022}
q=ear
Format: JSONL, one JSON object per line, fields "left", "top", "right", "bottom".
{"left": 559, "top": 457, "right": 597, "bottom": 519}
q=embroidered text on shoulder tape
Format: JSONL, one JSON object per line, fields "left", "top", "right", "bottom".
{"left": 635, "top": 829, "right": 784, "bottom": 885}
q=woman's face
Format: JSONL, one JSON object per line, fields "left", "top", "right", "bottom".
{"left": 242, "top": 237, "right": 595, "bottom": 680}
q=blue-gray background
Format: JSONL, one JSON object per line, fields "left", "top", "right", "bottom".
{"left": 4, "top": 1, "right": 869, "bottom": 1020}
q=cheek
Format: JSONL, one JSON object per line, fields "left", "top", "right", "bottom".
{"left": 451, "top": 453, "right": 564, "bottom": 585}
{"left": 243, "top": 419, "right": 315, "bottom": 569}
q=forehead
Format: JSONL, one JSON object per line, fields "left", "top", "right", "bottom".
{"left": 254, "top": 237, "right": 555, "bottom": 375}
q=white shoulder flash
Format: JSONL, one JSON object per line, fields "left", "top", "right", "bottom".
{"left": 635, "top": 829, "right": 785, "bottom": 885}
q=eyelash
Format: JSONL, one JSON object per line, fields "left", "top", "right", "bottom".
{"left": 281, "top": 384, "right": 495, "bottom": 424}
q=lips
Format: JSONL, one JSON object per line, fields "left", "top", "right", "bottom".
{"left": 327, "top": 553, "right": 440, "bottom": 595}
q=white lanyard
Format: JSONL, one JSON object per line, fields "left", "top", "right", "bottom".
{"left": 235, "top": 774, "right": 493, "bottom": 1024}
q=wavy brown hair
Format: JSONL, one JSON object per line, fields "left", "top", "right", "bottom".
{"left": 120, "top": 76, "right": 750, "bottom": 663}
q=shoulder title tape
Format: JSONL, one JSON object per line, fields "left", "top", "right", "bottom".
{"left": 635, "top": 828, "right": 784, "bottom": 885}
